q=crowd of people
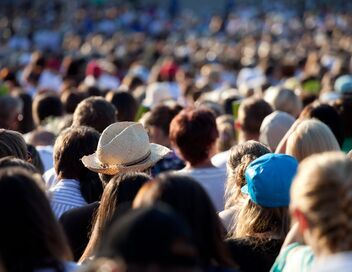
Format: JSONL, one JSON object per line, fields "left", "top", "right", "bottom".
{"left": 1, "top": 1, "right": 352, "bottom": 271}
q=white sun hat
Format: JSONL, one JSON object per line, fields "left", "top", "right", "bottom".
{"left": 81, "top": 122, "right": 170, "bottom": 175}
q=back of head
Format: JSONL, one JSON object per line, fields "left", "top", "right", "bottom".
{"left": 170, "top": 108, "right": 218, "bottom": 166}
{"left": 61, "top": 90, "right": 84, "bottom": 114}
{"left": 0, "top": 130, "right": 27, "bottom": 160}
{"left": 225, "top": 141, "right": 271, "bottom": 209}
{"left": 0, "top": 95, "right": 23, "bottom": 130}
{"left": 105, "top": 91, "right": 138, "bottom": 121}
{"left": 0, "top": 156, "right": 37, "bottom": 173}
{"left": 72, "top": 96, "right": 117, "bottom": 133}
{"left": 259, "top": 111, "right": 295, "bottom": 151}
{"left": 216, "top": 115, "right": 236, "bottom": 152}
{"left": 238, "top": 97, "right": 273, "bottom": 138}
{"left": 134, "top": 173, "right": 231, "bottom": 266}
{"left": 286, "top": 119, "right": 340, "bottom": 162}
{"left": 97, "top": 206, "right": 198, "bottom": 268}
{"left": 0, "top": 168, "right": 71, "bottom": 271}
{"left": 54, "top": 126, "right": 102, "bottom": 203}
{"left": 32, "top": 93, "right": 63, "bottom": 126}
{"left": 291, "top": 152, "right": 352, "bottom": 254}
{"left": 300, "top": 103, "right": 344, "bottom": 147}
{"left": 264, "top": 87, "right": 302, "bottom": 118}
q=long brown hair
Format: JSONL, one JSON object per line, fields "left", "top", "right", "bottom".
{"left": 80, "top": 173, "right": 151, "bottom": 262}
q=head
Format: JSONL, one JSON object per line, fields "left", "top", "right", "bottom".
{"left": 334, "top": 96, "right": 352, "bottom": 138}
{"left": 234, "top": 154, "right": 298, "bottom": 242}
{"left": 264, "top": 87, "right": 302, "bottom": 118}
{"left": 216, "top": 115, "right": 236, "bottom": 153}
{"left": 0, "top": 156, "right": 38, "bottom": 174}
{"left": 134, "top": 174, "right": 233, "bottom": 267}
{"left": 170, "top": 108, "right": 218, "bottom": 167}
{"left": 236, "top": 97, "right": 273, "bottom": 143}
{"left": 259, "top": 111, "right": 295, "bottom": 151}
{"left": 97, "top": 206, "right": 198, "bottom": 270}
{"left": 106, "top": 91, "right": 138, "bottom": 122}
{"left": 27, "top": 144, "right": 44, "bottom": 174}
{"left": 72, "top": 96, "right": 117, "bottom": 133}
{"left": 286, "top": 119, "right": 340, "bottom": 162}
{"left": 80, "top": 173, "right": 151, "bottom": 262}
{"left": 60, "top": 90, "right": 84, "bottom": 114}
{"left": 300, "top": 103, "right": 344, "bottom": 147}
{"left": 32, "top": 93, "right": 63, "bottom": 127}
{"left": 0, "top": 168, "right": 72, "bottom": 271}
{"left": 12, "top": 91, "right": 34, "bottom": 133}
{"left": 291, "top": 152, "right": 352, "bottom": 256}
{"left": 225, "top": 141, "right": 270, "bottom": 209}
{"left": 0, "top": 130, "right": 27, "bottom": 160}
{"left": 54, "top": 126, "right": 103, "bottom": 203}
{"left": 144, "top": 104, "right": 183, "bottom": 147}
{"left": 0, "top": 95, "right": 23, "bottom": 131}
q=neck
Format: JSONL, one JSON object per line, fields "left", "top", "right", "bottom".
{"left": 186, "top": 159, "right": 214, "bottom": 169}
{"left": 238, "top": 131, "right": 259, "bottom": 143}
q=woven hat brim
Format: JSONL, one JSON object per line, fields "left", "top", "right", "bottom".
{"left": 81, "top": 143, "right": 171, "bottom": 175}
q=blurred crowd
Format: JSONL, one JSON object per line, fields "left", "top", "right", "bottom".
{"left": 1, "top": 1, "right": 352, "bottom": 272}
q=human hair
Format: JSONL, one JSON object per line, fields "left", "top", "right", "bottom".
{"left": 300, "top": 103, "right": 344, "bottom": 146}
{"left": 238, "top": 97, "right": 273, "bottom": 136}
{"left": 60, "top": 90, "right": 84, "bottom": 114}
{"left": 105, "top": 91, "right": 138, "bottom": 121}
{"left": 80, "top": 173, "right": 151, "bottom": 262}
{"left": 0, "top": 95, "right": 23, "bottom": 130}
{"left": 0, "top": 129, "right": 27, "bottom": 160}
{"left": 0, "top": 168, "right": 72, "bottom": 271}
{"left": 72, "top": 96, "right": 117, "bottom": 133}
{"left": 264, "top": 87, "right": 302, "bottom": 117}
{"left": 27, "top": 144, "right": 44, "bottom": 174}
{"left": 0, "top": 156, "right": 38, "bottom": 173}
{"left": 225, "top": 141, "right": 270, "bottom": 209}
{"left": 291, "top": 152, "right": 352, "bottom": 254}
{"left": 32, "top": 93, "right": 63, "bottom": 126}
{"left": 144, "top": 104, "right": 183, "bottom": 137}
{"left": 216, "top": 115, "right": 236, "bottom": 152}
{"left": 286, "top": 119, "right": 340, "bottom": 162}
{"left": 133, "top": 173, "right": 234, "bottom": 267}
{"left": 12, "top": 91, "right": 35, "bottom": 133}
{"left": 169, "top": 108, "right": 219, "bottom": 166}
{"left": 233, "top": 199, "right": 290, "bottom": 243}
{"left": 334, "top": 96, "right": 352, "bottom": 138}
{"left": 54, "top": 126, "right": 103, "bottom": 203}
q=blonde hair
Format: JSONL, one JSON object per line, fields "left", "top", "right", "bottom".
{"left": 286, "top": 119, "right": 340, "bottom": 162}
{"left": 291, "top": 152, "right": 352, "bottom": 254}
{"left": 225, "top": 141, "right": 270, "bottom": 209}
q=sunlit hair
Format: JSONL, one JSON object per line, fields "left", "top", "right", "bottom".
{"left": 291, "top": 152, "right": 352, "bottom": 254}
{"left": 286, "top": 119, "right": 340, "bottom": 162}
{"left": 216, "top": 115, "right": 236, "bottom": 153}
{"left": 225, "top": 141, "right": 270, "bottom": 209}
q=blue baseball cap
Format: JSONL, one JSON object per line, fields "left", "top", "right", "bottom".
{"left": 334, "top": 75, "right": 352, "bottom": 94}
{"left": 241, "top": 153, "right": 298, "bottom": 208}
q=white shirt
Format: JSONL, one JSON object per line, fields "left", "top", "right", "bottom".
{"left": 311, "top": 252, "right": 352, "bottom": 271}
{"left": 49, "top": 179, "right": 87, "bottom": 218}
{"left": 177, "top": 167, "right": 226, "bottom": 212}
{"left": 211, "top": 150, "right": 230, "bottom": 169}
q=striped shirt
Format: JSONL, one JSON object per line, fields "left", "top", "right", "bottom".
{"left": 49, "top": 179, "right": 87, "bottom": 218}
{"left": 176, "top": 167, "right": 227, "bottom": 212}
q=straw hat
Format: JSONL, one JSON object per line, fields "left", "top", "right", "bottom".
{"left": 81, "top": 122, "right": 170, "bottom": 175}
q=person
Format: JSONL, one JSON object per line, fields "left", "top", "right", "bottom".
{"left": 133, "top": 174, "right": 235, "bottom": 270}
{"left": 220, "top": 141, "right": 270, "bottom": 233}
{"left": 259, "top": 111, "right": 295, "bottom": 152}
{"left": 27, "top": 143, "right": 44, "bottom": 174}
{"left": 96, "top": 206, "right": 200, "bottom": 271}
{"left": 50, "top": 126, "right": 103, "bottom": 218}
{"left": 0, "top": 95, "right": 23, "bottom": 131}
{"left": 32, "top": 92, "right": 63, "bottom": 127}
{"left": 334, "top": 96, "right": 352, "bottom": 152}
{"left": 78, "top": 173, "right": 151, "bottom": 262}
{"left": 264, "top": 87, "right": 302, "bottom": 118}
{"left": 13, "top": 90, "right": 35, "bottom": 134}
{"left": 105, "top": 91, "right": 138, "bottom": 121}
{"left": 142, "top": 103, "right": 185, "bottom": 176}
{"left": 272, "top": 152, "right": 352, "bottom": 271}
{"left": 0, "top": 156, "right": 38, "bottom": 173}
{"left": 236, "top": 97, "right": 273, "bottom": 144}
{"left": 81, "top": 122, "right": 170, "bottom": 181}
{"left": 72, "top": 96, "right": 117, "bottom": 133}
{"left": 170, "top": 108, "right": 226, "bottom": 211}
{"left": 0, "top": 167, "right": 76, "bottom": 271}
{"left": 216, "top": 114, "right": 236, "bottom": 153}
{"left": 286, "top": 119, "right": 340, "bottom": 162}
{"left": 226, "top": 153, "right": 298, "bottom": 272}
{"left": 61, "top": 90, "right": 84, "bottom": 114}
{"left": 0, "top": 129, "right": 28, "bottom": 160}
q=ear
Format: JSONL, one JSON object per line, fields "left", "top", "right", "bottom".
{"left": 292, "top": 208, "right": 309, "bottom": 234}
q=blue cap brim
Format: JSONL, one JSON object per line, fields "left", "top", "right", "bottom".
{"left": 241, "top": 185, "right": 249, "bottom": 195}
